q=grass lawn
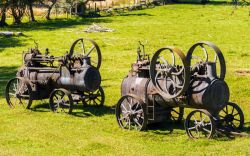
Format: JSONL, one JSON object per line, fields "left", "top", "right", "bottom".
{"left": 0, "top": 3, "right": 250, "bottom": 156}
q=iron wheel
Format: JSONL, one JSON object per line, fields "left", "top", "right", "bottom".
{"left": 49, "top": 89, "right": 73, "bottom": 114}
{"left": 185, "top": 109, "right": 215, "bottom": 139}
{"left": 69, "top": 38, "right": 102, "bottom": 69}
{"left": 218, "top": 102, "right": 244, "bottom": 130}
{"left": 116, "top": 94, "right": 147, "bottom": 131}
{"left": 5, "top": 77, "right": 32, "bottom": 109}
{"left": 82, "top": 86, "right": 105, "bottom": 107}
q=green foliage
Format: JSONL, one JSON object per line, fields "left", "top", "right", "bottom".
{"left": 0, "top": 4, "right": 250, "bottom": 155}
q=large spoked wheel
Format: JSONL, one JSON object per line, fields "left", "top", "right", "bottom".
{"left": 82, "top": 86, "right": 105, "bottom": 107}
{"left": 186, "top": 41, "right": 226, "bottom": 80}
{"left": 116, "top": 95, "right": 148, "bottom": 131}
{"left": 150, "top": 47, "right": 190, "bottom": 99}
{"left": 49, "top": 89, "right": 73, "bottom": 114}
{"left": 5, "top": 77, "right": 33, "bottom": 109}
{"left": 168, "top": 107, "right": 184, "bottom": 123}
{"left": 69, "top": 38, "right": 102, "bottom": 69}
{"left": 185, "top": 109, "right": 215, "bottom": 139}
{"left": 218, "top": 102, "right": 244, "bottom": 130}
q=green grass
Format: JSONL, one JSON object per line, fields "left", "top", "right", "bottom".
{"left": 1, "top": 3, "right": 250, "bottom": 156}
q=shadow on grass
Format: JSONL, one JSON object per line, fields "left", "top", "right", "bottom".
{"left": 0, "top": 36, "right": 28, "bottom": 53}
{"left": 147, "top": 120, "right": 250, "bottom": 139}
{"left": 30, "top": 102, "right": 115, "bottom": 118}
{"left": 0, "top": 66, "right": 18, "bottom": 98}
{"left": 243, "top": 122, "right": 250, "bottom": 133}
{"left": 147, "top": 121, "right": 185, "bottom": 135}
{"left": 72, "top": 105, "right": 115, "bottom": 118}
{"left": 6, "top": 17, "right": 113, "bottom": 31}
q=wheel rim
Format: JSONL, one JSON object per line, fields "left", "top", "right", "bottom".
{"left": 116, "top": 95, "right": 147, "bottom": 131}
{"left": 150, "top": 47, "right": 190, "bottom": 99}
{"left": 69, "top": 38, "right": 101, "bottom": 69}
{"left": 82, "top": 87, "right": 105, "bottom": 106}
{"left": 50, "top": 89, "right": 73, "bottom": 114}
{"left": 218, "top": 102, "right": 244, "bottom": 130}
{"left": 185, "top": 110, "right": 215, "bottom": 139}
{"left": 5, "top": 78, "right": 32, "bottom": 109}
{"left": 186, "top": 41, "right": 226, "bottom": 80}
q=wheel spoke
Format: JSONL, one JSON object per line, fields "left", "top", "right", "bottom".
{"left": 135, "top": 108, "right": 143, "bottom": 114}
{"left": 86, "top": 46, "right": 95, "bottom": 56}
{"left": 231, "top": 106, "right": 235, "bottom": 114}
{"left": 233, "top": 118, "right": 241, "bottom": 122}
{"left": 133, "top": 118, "right": 142, "bottom": 128}
{"left": 121, "top": 103, "right": 128, "bottom": 112}
{"left": 81, "top": 39, "right": 86, "bottom": 54}
{"left": 233, "top": 113, "right": 239, "bottom": 117}
{"left": 202, "top": 127, "right": 211, "bottom": 133}
{"left": 188, "top": 126, "right": 196, "bottom": 130}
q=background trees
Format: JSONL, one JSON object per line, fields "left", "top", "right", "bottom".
{"left": 0, "top": 0, "right": 9, "bottom": 26}
{"left": 9, "top": 0, "right": 26, "bottom": 24}
{"left": 39, "top": 0, "right": 58, "bottom": 20}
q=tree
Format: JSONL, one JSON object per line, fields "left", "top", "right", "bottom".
{"left": 40, "top": 0, "right": 58, "bottom": 20}
{"left": 59, "top": 0, "right": 91, "bottom": 17}
{"left": 9, "top": 0, "right": 26, "bottom": 24}
{"left": 0, "top": 0, "right": 9, "bottom": 27}
{"left": 26, "top": 0, "right": 36, "bottom": 22}
{"left": 80, "top": 0, "right": 91, "bottom": 17}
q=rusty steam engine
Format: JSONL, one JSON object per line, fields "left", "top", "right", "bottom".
{"left": 116, "top": 41, "right": 244, "bottom": 139}
{"left": 5, "top": 38, "right": 105, "bottom": 114}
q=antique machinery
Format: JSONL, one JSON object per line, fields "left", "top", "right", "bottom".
{"left": 116, "top": 41, "right": 244, "bottom": 139}
{"left": 5, "top": 38, "right": 105, "bottom": 114}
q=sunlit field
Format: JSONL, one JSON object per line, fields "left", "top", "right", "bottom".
{"left": 0, "top": 3, "right": 250, "bottom": 155}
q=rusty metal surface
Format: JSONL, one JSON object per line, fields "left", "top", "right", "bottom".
{"left": 5, "top": 38, "right": 104, "bottom": 112}
{"left": 69, "top": 38, "right": 102, "bottom": 69}
{"left": 149, "top": 47, "right": 190, "bottom": 99}
{"left": 117, "top": 41, "right": 244, "bottom": 138}
{"left": 186, "top": 41, "right": 226, "bottom": 80}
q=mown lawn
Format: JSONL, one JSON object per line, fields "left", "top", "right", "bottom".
{"left": 0, "top": 3, "right": 250, "bottom": 156}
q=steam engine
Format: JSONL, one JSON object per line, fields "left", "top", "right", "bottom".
{"left": 6, "top": 38, "right": 105, "bottom": 113}
{"left": 116, "top": 41, "right": 244, "bottom": 139}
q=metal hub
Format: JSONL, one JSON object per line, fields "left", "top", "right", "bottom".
{"left": 224, "top": 114, "right": 234, "bottom": 122}
{"left": 128, "top": 111, "right": 137, "bottom": 119}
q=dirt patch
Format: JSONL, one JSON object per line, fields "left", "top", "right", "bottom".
{"left": 84, "top": 24, "right": 115, "bottom": 33}
{"left": 235, "top": 70, "right": 250, "bottom": 76}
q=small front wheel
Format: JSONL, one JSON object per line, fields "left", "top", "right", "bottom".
{"left": 116, "top": 94, "right": 147, "bottom": 131}
{"left": 82, "top": 86, "right": 105, "bottom": 107}
{"left": 218, "top": 102, "right": 244, "bottom": 130}
{"left": 185, "top": 109, "right": 215, "bottom": 139}
{"left": 49, "top": 89, "right": 73, "bottom": 114}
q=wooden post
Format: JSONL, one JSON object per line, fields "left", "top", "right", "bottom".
{"left": 66, "top": 8, "right": 68, "bottom": 18}
{"left": 95, "top": 3, "right": 97, "bottom": 13}
{"left": 75, "top": 3, "right": 77, "bottom": 14}
{"left": 55, "top": 5, "right": 57, "bottom": 18}
{"left": 70, "top": 7, "right": 72, "bottom": 18}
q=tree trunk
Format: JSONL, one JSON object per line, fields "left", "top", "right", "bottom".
{"left": 13, "top": 15, "right": 22, "bottom": 24}
{"left": 46, "top": 6, "right": 53, "bottom": 20}
{"left": 0, "top": 7, "right": 8, "bottom": 27}
{"left": 28, "top": 1, "right": 36, "bottom": 22}
{"left": 45, "top": 0, "right": 57, "bottom": 20}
